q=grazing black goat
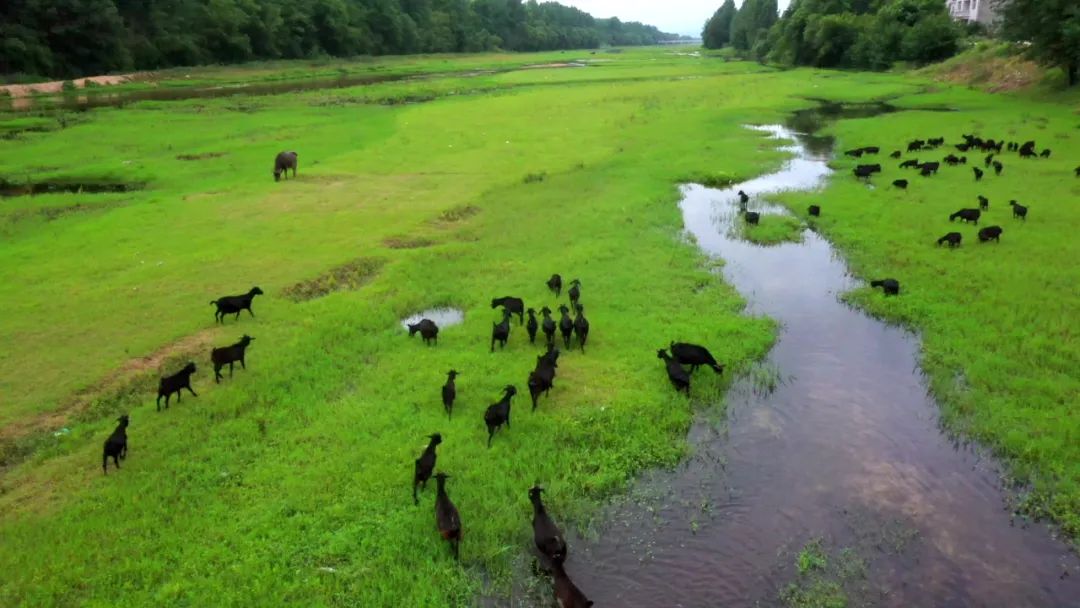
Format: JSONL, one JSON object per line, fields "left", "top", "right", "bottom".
{"left": 870, "top": 279, "right": 900, "bottom": 296}
{"left": 552, "top": 562, "right": 593, "bottom": 607}
{"left": 491, "top": 296, "right": 525, "bottom": 325}
{"left": 484, "top": 386, "right": 517, "bottom": 447}
{"left": 920, "top": 166, "right": 934, "bottom": 177}
{"left": 744, "top": 211, "right": 761, "bottom": 225}
{"left": 1040, "top": 149, "right": 1051, "bottom": 158}
{"left": 573, "top": 304, "right": 589, "bottom": 353}
{"left": 442, "top": 371, "right": 458, "bottom": 419}
{"left": 738, "top": 190, "right": 750, "bottom": 205}
{"left": 529, "top": 347, "right": 558, "bottom": 411}
{"left": 978, "top": 195, "right": 989, "bottom": 210}
{"left": 890, "top": 150, "right": 902, "bottom": 158}
{"left": 844, "top": 148, "right": 864, "bottom": 158}
{"left": 949, "top": 208, "right": 981, "bottom": 225}
{"left": 210, "top": 287, "right": 264, "bottom": 324}
{"left": 408, "top": 318, "right": 439, "bottom": 346}
{"left": 211, "top": 335, "right": 254, "bottom": 383}
{"left": 670, "top": 342, "right": 724, "bottom": 375}
{"left": 893, "top": 179, "right": 908, "bottom": 189}
{"left": 978, "top": 226, "right": 1003, "bottom": 242}
{"left": 491, "top": 308, "right": 512, "bottom": 352}
{"left": 102, "top": 414, "right": 129, "bottom": 474}
{"left": 907, "top": 140, "right": 924, "bottom": 152}
{"left": 526, "top": 308, "right": 539, "bottom": 344}
{"left": 808, "top": 205, "right": 821, "bottom": 217}
{"left": 1074, "top": 165, "right": 1080, "bottom": 177}
{"left": 530, "top": 486, "right": 568, "bottom": 565}
{"left": 899, "top": 159, "right": 919, "bottom": 169}
{"left": 541, "top": 306, "right": 556, "bottom": 347}
{"left": 657, "top": 349, "right": 690, "bottom": 396}
{"left": 937, "top": 232, "right": 962, "bottom": 248}
{"left": 558, "top": 305, "right": 574, "bottom": 350}
{"left": 944, "top": 154, "right": 962, "bottom": 166}
{"left": 157, "top": 362, "right": 197, "bottom": 411}
{"left": 920, "top": 161, "right": 940, "bottom": 174}
{"left": 1009, "top": 201, "right": 1028, "bottom": 220}
{"left": 973, "top": 167, "right": 984, "bottom": 181}
{"left": 273, "top": 151, "right": 298, "bottom": 182}
{"left": 985, "top": 154, "right": 994, "bottom": 167}
{"left": 433, "top": 473, "right": 462, "bottom": 560}
{"left": 546, "top": 274, "right": 563, "bottom": 297}
{"left": 567, "top": 279, "right": 581, "bottom": 310}
{"left": 864, "top": 146, "right": 881, "bottom": 154}
{"left": 413, "top": 433, "right": 442, "bottom": 505}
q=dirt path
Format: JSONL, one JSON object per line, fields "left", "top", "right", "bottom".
{"left": 0, "top": 73, "right": 144, "bottom": 98}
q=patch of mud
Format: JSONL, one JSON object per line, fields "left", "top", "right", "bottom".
{"left": 176, "top": 152, "right": 228, "bottom": 161}
{"left": 434, "top": 205, "right": 480, "bottom": 224}
{"left": 383, "top": 235, "right": 435, "bottom": 249}
{"left": 281, "top": 257, "right": 384, "bottom": 302}
{"left": 0, "top": 73, "right": 142, "bottom": 98}
{"left": 0, "top": 179, "right": 145, "bottom": 198}
{"left": 522, "top": 62, "right": 588, "bottom": 69}
{"left": 400, "top": 308, "right": 464, "bottom": 330}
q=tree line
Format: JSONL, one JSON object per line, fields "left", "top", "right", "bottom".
{"left": 0, "top": 0, "right": 675, "bottom": 79}
{"left": 702, "top": 0, "right": 1079, "bottom": 86}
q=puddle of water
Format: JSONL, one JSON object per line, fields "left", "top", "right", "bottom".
{"left": 570, "top": 111, "right": 1080, "bottom": 606}
{"left": 400, "top": 308, "right": 464, "bottom": 330}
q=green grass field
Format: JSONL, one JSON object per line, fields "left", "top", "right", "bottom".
{"left": 0, "top": 47, "right": 1078, "bottom": 605}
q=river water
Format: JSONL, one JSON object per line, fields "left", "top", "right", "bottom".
{"left": 567, "top": 119, "right": 1080, "bottom": 607}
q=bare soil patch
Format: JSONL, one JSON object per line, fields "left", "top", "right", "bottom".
{"left": 281, "top": 257, "right": 384, "bottom": 302}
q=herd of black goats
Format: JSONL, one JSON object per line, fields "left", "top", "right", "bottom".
{"left": 736, "top": 134, "right": 1079, "bottom": 297}
{"left": 101, "top": 264, "right": 726, "bottom": 606}
{"left": 97, "top": 137, "right": 1076, "bottom": 605}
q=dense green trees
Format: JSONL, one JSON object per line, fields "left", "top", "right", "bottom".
{"left": 996, "top": 0, "right": 1080, "bottom": 86}
{"left": 0, "top": 0, "right": 675, "bottom": 79}
{"left": 702, "top": 0, "right": 962, "bottom": 70}
{"left": 702, "top": 0, "right": 736, "bottom": 49}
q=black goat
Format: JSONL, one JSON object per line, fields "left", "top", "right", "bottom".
{"left": 937, "top": 232, "right": 962, "bottom": 248}
{"left": 273, "top": 151, "right": 298, "bottom": 182}
{"left": 442, "top": 371, "right": 458, "bottom": 419}
{"left": 890, "top": 150, "right": 901, "bottom": 158}
{"left": 529, "top": 346, "right": 559, "bottom": 411}
{"left": 670, "top": 342, "right": 724, "bottom": 375}
{"left": 977, "top": 195, "right": 989, "bottom": 210}
{"left": 552, "top": 561, "right": 593, "bottom": 608}
{"left": 526, "top": 308, "right": 539, "bottom": 344}
{"left": 211, "top": 335, "right": 254, "bottom": 383}
{"left": 413, "top": 433, "right": 442, "bottom": 505}
{"left": 491, "top": 308, "right": 512, "bottom": 353}
{"left": 920, "top": 161, "right": 940, "bottom": 174}
{"left": 1074, "top": 165, "right": 1080, "bottom": 177}
{"left": 1009, "top": 201, "right": 1028, "bottom": 220}
{"left": 920, "top": 166, "right": 934, "bottom": 177}
{"left": 899, "top": 159, "right": 919, "bottom": 169}
{"left": 484, "top": 386, "right": 517, "bottom": 447}
{"left": 744, "top": 211, "right": 761, "bottom": 225}
{"left": 546, "top": 274, "right": 563, "bottom": 297}
{"left": 434, "top": 473, "right": 462, "bottom": 560}
{"left": 949, "top": 209, "right": 981, "bottom": 224}
{"left": 907, "top": 140, "right": 924, "bottom": 152}
{"left": 973, "top": 167, "right": 984, "bottom": 181}
{"left": 408, "top": 318, "right": 439, "bottom": 346}
{"left": 844, "top": 148, "right": 865, "bottom": 158}
{"left": 541, "top": 306, "right": 556, "bottom": 347}
{"left": 558, "top": 305, "right": 574, "bottom": 350}
{"left": 573, "top": 304, "right": 589, "bottom": 353}
{"left": 157, "top": 362, "right": 197, "bottom": 411}
{"left": 978, "top": 226, "right": 1003, "bottom": 242}
{"left": 985, "top": 153, "right": 994, "bottom": 167}
{"left": 210, "top": 287, "right": 264, "bottom": 324}
{"left": 491, "top": 296, "right": 525, "bottom": 325}
{"left": 893, "top": 179, "right": 908, "bottom": 189}
{"left": 102, "top": 414, "right": 129, "bottom": 474}
{"left": 530, "top": 486, "right": 568, "bottom": 566}
{"left": 808, "top": 205, "right": 821, "bottom": 217}
{"left": 567, "top": 279, "right": 581, "bottom": 310}
{"left": 870, "top": 278, "right": 900, "bottom": 296}
{"left": 657, "top": 349, "right": 690, "bottom": 396}
{"left": 1040, "top": 149, "right": 1051, "bottom": 158}
{"left": 738, "top": 190, "right": 750, "bottom": 205}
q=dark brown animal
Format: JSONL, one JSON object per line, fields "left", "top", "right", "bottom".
{"left": 433, "top": 473, "right": 462, "bottom": 559}
{"left": 273, "top": 151, "right": 298, "bottom": 182}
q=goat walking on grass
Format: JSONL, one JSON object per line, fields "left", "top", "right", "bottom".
{"left": 541, "top": 307, "right": 556, "bottom": 348}
{"left": 434, "top": 473, "right": 462, "bottom": 560}
{"left": 657, "top": 349, "right": 690, "bottom": 396}
{"left": 442, "top": 371, "right": 458, "bottom": 419}
{"left": 102, "top": 415, "right": 129, "bottom": 474}
{"left": 530, "top": 486, "right": 568, "bottom": 566}
{"left": 413, "top": 433, "right": 442, "bottom": 505}
{"left": 211, "top": 287, "right": 264, "bottom": 324}
{"left": 211, "top": 335, "right": 254, "bottom": 383}
{"left": 408, "top": 319, "right": 439, "bottom": 346}
{"left": 157, "top": 362, "right": 197, "bottom": 411}
{"left": 484, "top": 386, "right": 517, "bottom": 447}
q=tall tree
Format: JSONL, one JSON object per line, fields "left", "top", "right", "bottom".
{"left": 702, "top": 0, "right": 737, "bottom": 49}
{"left": 996, "top": 0, "right": 1080, "bottom": 86}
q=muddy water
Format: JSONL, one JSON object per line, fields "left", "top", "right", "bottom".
{"left": 400, "top": 308, "right": 464, "bottom": 331}
{"left": 570, "top": 122, "right": 1080, "bottom": 606}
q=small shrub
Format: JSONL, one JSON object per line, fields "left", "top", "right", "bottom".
{"left": 523, "top": 171, "right": 546, "bottom": 184}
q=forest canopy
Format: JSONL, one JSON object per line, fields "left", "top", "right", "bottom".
{"left": 0, "top": 0, "right": 677, "bottom": 79}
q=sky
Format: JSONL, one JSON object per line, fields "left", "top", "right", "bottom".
{"left": 561, "top": 0, "right": 792, "bottom": 37}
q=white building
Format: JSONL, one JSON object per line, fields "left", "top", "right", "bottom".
{"left": 945, "top": 0, "right": 997, "bottom": 25}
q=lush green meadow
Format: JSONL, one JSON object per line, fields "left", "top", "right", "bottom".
{"left": 0, "top": 47, "right": 1077, "bottom": 605}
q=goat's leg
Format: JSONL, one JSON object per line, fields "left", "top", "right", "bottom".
{"left": 240, "top": 357, "right": 246, "bottom": 370}
{"left": 187, "top": 385, "right": 197, "bottom": 397}
{"left": 248, "top": 306, "right": 255, "bottom": 317}
{"left": 121, "top": 444, "right": 127, "bottom": 459}
{"left": 113, "top": 454, "right": 121, "bottom": 469}
{"left": 229, "top": 362, "right": 235, "bottom": 377}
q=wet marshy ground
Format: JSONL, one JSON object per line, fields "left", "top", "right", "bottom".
{"left": 566, "top": 114, "right": 1080, "bottom": 606}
